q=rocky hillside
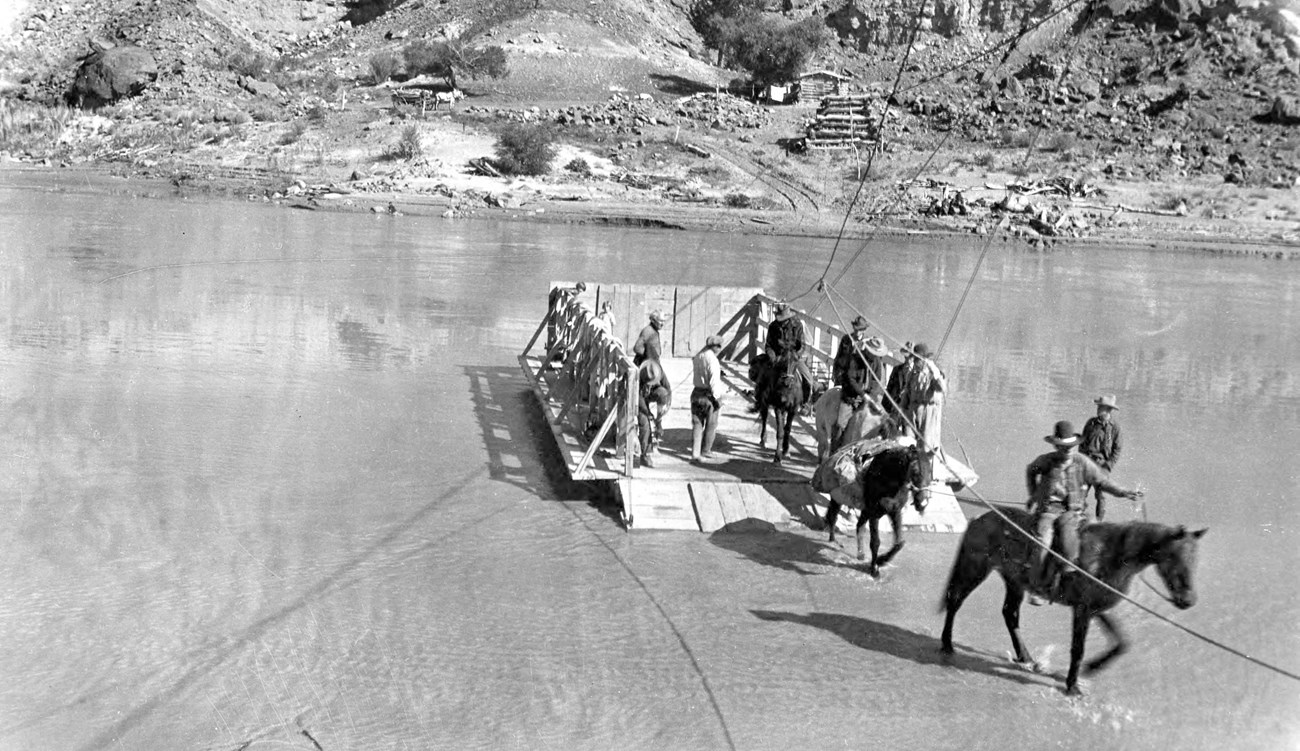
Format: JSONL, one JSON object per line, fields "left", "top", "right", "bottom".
{"left": 1, "top": 0, "right": 1296, "bottom": 211}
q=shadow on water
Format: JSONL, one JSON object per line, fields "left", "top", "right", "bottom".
{"left": 751, "top": 610, "right": 1052, "bottom": 689}
{"left": 708, "top": 527, "right": 843, "bottom": 576}
{"left": 463, "top": 366, "right": 621, "bottom": 524}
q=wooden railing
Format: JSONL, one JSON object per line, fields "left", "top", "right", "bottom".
{"left": 519, "top": 287, "right": 637, "bottom": 480}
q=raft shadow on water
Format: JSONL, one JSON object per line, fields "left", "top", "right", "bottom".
{"left": 463, "top": 366, "right": 621, "bottom": 522}
{"left": 709, "top": 528, "right": 846, "bottom": 576}
{"left": 751, "top": 609, "right": 1053, "bottom": 689}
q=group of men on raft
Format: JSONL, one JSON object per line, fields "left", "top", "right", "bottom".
{"left": 618, "top": 295, "right": 1135, "bottom": 603}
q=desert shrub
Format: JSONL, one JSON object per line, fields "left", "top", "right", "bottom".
{"left": 248, "top": 104, "right": 280, "bottom": 122}
{"left": 392, "top": 124, "right": 422, "bottom": 160}
{"left": 227, "top": 51, "right": 271, "bottom": 79}
{"left": 305, "top": 102, "right": 328, "bottom": 124}
{"left": 0, "top": 101, "right": 71, "bottom": 155}
{"left": 1000, "top": 128, "right": 1034, "bottom": 149}
{"left": 279, "top": 119, "right": 308, "bottom": 145}
{"left": 972, "top": 150, "right": 996, "bottom": 168}
{"left": 1041, "top": 132, "right": 1077, "bottom": 153}
{"left": 493, "top": 123, "right": 557, "bottom": 176}
{"left": 724, "top": 192, "right": 753, "bottom": 208}
{"left": 564, "top": 157, "right": 592, "bottom": 176}
{"left": 369, "top": 50, "right": 399, "bottom": 84}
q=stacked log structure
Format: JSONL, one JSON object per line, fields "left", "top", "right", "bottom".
{"left": 805, "top": 96, "right": 879, "bottom": 151}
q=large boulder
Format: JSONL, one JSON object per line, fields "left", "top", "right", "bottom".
{"left": 71, "top": 46, "right": 158, "bottom": 108}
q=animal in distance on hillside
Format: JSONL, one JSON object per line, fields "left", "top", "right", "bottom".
{"left": 433, "top": 88, "right": 465, "bottom": 109}
{"left": 939, "top": 508, "right": 1206, "bottom": 695}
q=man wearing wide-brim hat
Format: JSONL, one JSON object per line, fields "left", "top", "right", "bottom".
{"left": 764, "top": 301, "right": 814, "bottom": 404}
{"left": 1025, "top": 420, "right": 1143, "bottom": 603}
{"left": 1080, "top": 394, "right": 1123, "bottom": 521}
{"left": 830, "top": 316, "right": 890, "bottom": 451}
{"left": 901, "top": 342, "right": 946, "bottom": 449}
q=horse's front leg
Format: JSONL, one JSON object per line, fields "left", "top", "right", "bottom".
{"left": 824, "top": 501, "right": 841, "bottom": 543}
{"left": 1001, "top": 580, "right": 1039, "bottom": 669}
{"left": 1065, "top": 605, "right": 1092, "bottom": 695}
{"left": 781, "top": 410, "right": 795, "bottom": 458}
{"left": 1084, "top": 612, "right": 1128, "bottom": 675}
{"left": 757, "top": 405, "right": 769, "bottom": 449}
{"left": 771, "top": 408, "right": 784, "bottom": 464}
{"left": 875, "top": 507, "right": 906, "bottom": 569}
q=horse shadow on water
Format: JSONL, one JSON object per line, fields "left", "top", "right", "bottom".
{"left": 463, "top": 366, "right": 621, "bottom": 523}
{"left": 750, "top": 610, "right": 1051, "bottom": 689}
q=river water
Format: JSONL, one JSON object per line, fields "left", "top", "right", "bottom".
{"left": 1, "top": 172, "right": 1296, "bottom": 750}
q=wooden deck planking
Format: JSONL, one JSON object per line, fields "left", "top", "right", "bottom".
{"left": 689, "top": 483, "right": 728, "bottom": 533}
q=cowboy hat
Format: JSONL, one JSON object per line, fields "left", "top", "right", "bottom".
{"left": 705, "top": 334, "right": 724, "bottom": 349}
{"left": 1044, "top": 420, "right": 1082, "bottom": 447}
{"left": 911, "top": 342, "right": 933, "bottom": 358}
{"left": 649, "top": 310, "right": 665, "bottom": 323}
{"left": 863, "top": 336, "right": 888, "bottom": 357}
{"left": 851, "top": 315, "right": 869, "bottom": 331}
{"left": 773, "top": 302, "right": 795, "bottom": 321}
{"left": 1094, "top": 394, "right": 1119, "bottom": 410}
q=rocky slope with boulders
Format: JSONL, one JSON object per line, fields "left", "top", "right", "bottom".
{"left": 1, "top": 0, "right": 1296, "bottom": 251}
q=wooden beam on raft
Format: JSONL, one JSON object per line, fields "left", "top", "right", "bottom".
{"left": 573, "top": 396, "right": 621, "bottom": 477}
{"left": 621, "top": 358, "right": 637, "bottom": 478}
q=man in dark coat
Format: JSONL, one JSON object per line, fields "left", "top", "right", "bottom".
{"left": 764, "top": 302, "right": 813, "bottom": 403}
{"left": 1080, "top": 394, "right": 1123, "bottom": 521}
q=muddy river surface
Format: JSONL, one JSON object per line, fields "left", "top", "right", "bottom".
{"left": 1, "top": 173, "right": 1297, "bottom": 750}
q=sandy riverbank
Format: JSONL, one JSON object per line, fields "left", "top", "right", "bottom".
{"left": 5, "top": 159, "right": 1298, "bottom": 260}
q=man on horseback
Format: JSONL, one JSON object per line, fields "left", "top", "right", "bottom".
{"left": 1026, "top": 420, "right": 1143, "bottom": 604}
{"left": 765, "top": 302, "right": 814, "bottom": 406}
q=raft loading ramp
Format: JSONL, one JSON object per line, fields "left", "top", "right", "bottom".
{"left": 518, "top": 283, "right": 972, "bottom": 533}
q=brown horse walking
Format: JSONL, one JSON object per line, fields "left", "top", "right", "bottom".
{"left": 939, "top": 507, "right": 1206, "bottom": 695}
{"left": 824, "top": 443, "right": 932, "bottom": 576}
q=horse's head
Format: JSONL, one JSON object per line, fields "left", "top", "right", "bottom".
{"left": 748, "top": 353, "right": 770, "bottom": 384}
{"left": 1152, "top": 526, "right": 1208, "bottom": 610}
{"left": 906, "top": 446, "right": 934, "bottom": 513}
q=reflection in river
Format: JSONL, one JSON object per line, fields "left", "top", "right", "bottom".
{"left": 0, "top": 173, "right": 1297, "bottom": 750}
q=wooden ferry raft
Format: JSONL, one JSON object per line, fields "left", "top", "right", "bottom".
{"left": 518, "top": 283, "right": 975, "bottom": 533}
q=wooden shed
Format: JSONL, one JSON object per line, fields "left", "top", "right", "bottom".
{"left": 798, "top": 69, "right": 852, "bottom": 100}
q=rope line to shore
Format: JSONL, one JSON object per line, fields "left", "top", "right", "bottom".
{"left": 815, "top": 281, "right": 1300, "bottom": 684}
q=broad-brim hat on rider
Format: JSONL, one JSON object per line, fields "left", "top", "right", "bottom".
{"left": 1095, "top": 394, "right": 1119, "bottom": 410}
{"left": 863, "top": 336, "right": 888, "bottom": 357}
{"left": 774, "top": 303, "right": 795, "bottom": 321}
{"left": 1045, "top": 420, "right": 1082, "bottom": 447}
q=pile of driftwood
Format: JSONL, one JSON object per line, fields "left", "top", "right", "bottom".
{"left": 804, "top": 96, "right": 880, "bottom": 151}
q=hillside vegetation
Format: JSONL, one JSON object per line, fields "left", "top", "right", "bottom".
{"left": 1, "top": 0, "right": 1297, "bottom": 248}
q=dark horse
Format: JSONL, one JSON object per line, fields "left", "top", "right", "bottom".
{"left": 824, "top": 443, "right": 932, "bottom": 576}
{"left": 939, "top": 507, "right": 1206, "bottom": 695}
{"left": 748, "top": 353, "right": 807, "bottom": 464}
